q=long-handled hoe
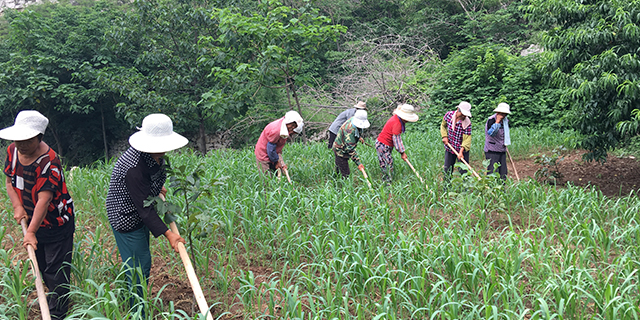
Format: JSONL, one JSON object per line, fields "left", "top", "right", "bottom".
{"left": 159, "top": 195, "right": 213, "bottom": 320}
{"left": 20, "top": 218, "right": 51, "bottom": 320}
{"left": 358, "top": 166, "right": 373, "bottom": 189}
{"left": 282, "top": 167, "right": 292, "bottom": 183}
{"left": 506, "top": 147, "right": 520, "bottom": 181}
{"left": 445, "top": 142, "right": 481, "bottom": 179}
{"left": 403, "top": 158, "right": 424, "bottom": 184}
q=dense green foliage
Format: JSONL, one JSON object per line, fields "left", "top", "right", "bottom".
{"left": 525, "top": 0, "right": 640, "bottom": 161}
{"left": 0, "top": 0, "right": 637, "bottom": 162}
{"left": 427, "top": 44, "right": 566, "bottom": 128}
{"left": 0, "top": 1, "right": 129, "bottom": 164}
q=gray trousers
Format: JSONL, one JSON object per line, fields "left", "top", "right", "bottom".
{"left": 485, "top": 151, "right": 507, "bottom": 180}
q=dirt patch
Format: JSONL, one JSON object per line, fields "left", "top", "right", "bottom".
{"left": 509, "top": 150, "right": 640, "bottom": 197}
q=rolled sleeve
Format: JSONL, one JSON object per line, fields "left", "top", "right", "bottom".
{"left": 267, "top": 142, "right": 279, "bottom": 163}
{"left": 488, "top": 123, "right": 501, "bottom": 136}
{"left": 461, "top": 134, "right": 471, "bottom": 152}
{"left": 392, "top": 134, "right": 405, "bottom": 153}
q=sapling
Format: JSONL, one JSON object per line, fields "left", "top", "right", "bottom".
{"left": 144, "top": 158, "right": 225, "bottom": 272}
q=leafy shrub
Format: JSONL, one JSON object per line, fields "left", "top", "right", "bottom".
{"left": 424, "top": 44, "right": 567, "bottom": 131}
{"left": 530, "top": 146, "right": 567, "bottom": 184}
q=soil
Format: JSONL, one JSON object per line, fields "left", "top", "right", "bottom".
{"left": 507, "top": 149, "right": 640, "bottom": 197}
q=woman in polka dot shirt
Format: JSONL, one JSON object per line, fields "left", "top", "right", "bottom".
{"left": 106, "top": 113, "right": 188, "bottom": 311}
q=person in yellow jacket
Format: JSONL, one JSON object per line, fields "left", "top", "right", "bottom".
{"left": 441, "top": 101, "right": 472, "bottom": 176}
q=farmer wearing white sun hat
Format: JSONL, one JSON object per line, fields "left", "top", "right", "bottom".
{"left": 106, "top": 113, "right": 187, "bottom": 313}
{"left": 484, "top": 102, "right": 512, "bottom": 180}
{"left": 376, "top": 104, "right": 419, "bottom": 183}
{"left": 333, "top": 109, "right": 371, "bottom": 178}
{"left": 441, "top": 101, "right": 473, "bottom": 177}
{"left": 328, "top": 101, "right": 367, "bottom": 149}
{"left": 1, "top": 110, "right": 75, "bottom": 319}
{"left": 255, "top": 110, "right": 304, "bottom": 174}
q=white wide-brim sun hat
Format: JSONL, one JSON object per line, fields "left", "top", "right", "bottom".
{"left": 129, "top": 113, "right": 188, "bottom": 153}
{"left": 493, "top": 102, "right": 511, "bottom": 114}
{"left": 458, "top": 101, "right": 472, "bottom": 117}
{"left": 393, "top": 104, "right": 419, "bottom": 122}
{"left": 352, "top": 109, "right": 370, "bottom": 129}
{"left": 0, "top": 110, "right": 49, "bottom": 141}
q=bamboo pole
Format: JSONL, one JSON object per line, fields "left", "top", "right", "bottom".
{"left": 403, "top": 158, "right": 424, "bottom": 184}
{"left": 506, "top": 147, "right": 520, "bottom": 181}
{"left": 159, "top": 195, "right": 213, "bottom": 320}
{"left": 445, "top": 142, "right": 481, "bottom": 179}
{"left": 358, "top": 166, "right": 373, "bottom": 189}
{"left": 20, "top": 219, "right": 51, "bottom": 320}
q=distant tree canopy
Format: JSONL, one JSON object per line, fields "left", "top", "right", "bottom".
{"left": 1, "top": 0, "right": 637, "bottom": 164}
{"left": 0, "top": 0, "right": 128, "bottom": 165}
{"left": 526, "top": 0, "right": 640, "bottom": 161}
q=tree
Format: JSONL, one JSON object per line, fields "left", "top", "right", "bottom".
{"left": 202, "top": 0, "right": 346, "bottom": 141}
{"left": 525, "top": 0, "right": 640, "bottom": 161}
{"left": 100, "top": 0, "right": 253, "bottom": 154}
{"left": 0, "top": 0, "right": 129, "bottom": 165}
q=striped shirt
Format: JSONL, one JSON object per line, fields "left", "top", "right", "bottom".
{"left": 3, "top": 143, "right": 74, "bottom": 243}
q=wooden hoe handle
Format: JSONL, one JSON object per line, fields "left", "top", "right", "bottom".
{"left": 282, "top": 167, "right": 292, "bottom": 183}
{"left": 168, "top": 222, "right": 214, "bottom": 320}
{"left": 445, "top": 142, "right": 481, "bottom": 179}
{"left": 159, "top": 195, "right": 213, "bottom": 320}
{"left": 358, "top": 167, "right": 373, "bottom": 189}
{"left": 506, "top": 147, "right": 520, "bottom": 181}
{"left": 21, "top": 219, "right": 51, "bottom": 320}
{"left": 403, "top": 158, "right": 424, "bottom": 184}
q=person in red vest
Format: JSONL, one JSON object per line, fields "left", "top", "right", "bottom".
{"left": 375, "top": 104, "right": 419, "bottom": 183}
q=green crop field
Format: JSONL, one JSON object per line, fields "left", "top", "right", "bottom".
{"left": 1, "top": 127, "right": 638, "bottom": 319}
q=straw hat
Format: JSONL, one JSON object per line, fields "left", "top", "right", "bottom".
{"left": 284, "top": 110, "right": 304, "bottom": 133}
{"left": 457, "top": 101, "right": 472, "bottom": 117}
{"left": 493, "top": 102, "right": 511, "bottom": 114}
{"left": 352, "top": 110, "right": 370, "bottom": 129}
{"left": 0, "top": 110, "right": 49, "bottom": 141}
{"left": 129, "top": 114, "right": 188, "bottom": 153}
{"left": 393, "top": 104, "right": 419, "bottom": 122}
{"left": 354, "top": 101, "right": 367, "bottom": 110}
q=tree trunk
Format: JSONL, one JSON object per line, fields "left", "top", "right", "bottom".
{"left": 101, "top": 106, "right": 109, "bottom": 162}
{"left": 290, "top": 80, "right": 307, "bottom": 143}
{"left": 198, "top": 120, "right": 206, "bottom": 155}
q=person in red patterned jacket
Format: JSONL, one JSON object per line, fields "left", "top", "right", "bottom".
{"left": 1, "top": 110, "right": 74, "bottom": 320}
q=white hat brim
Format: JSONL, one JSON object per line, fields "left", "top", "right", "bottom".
{"left": 460, "top": 110, "right": 472, "bottom": 117}
{"left": 393, "top": 110, "right": 419, "bottom": 122}
{"left": 353, "top": 118, "right": 370, "bottom": 129}
{"left": 129, "top": 131, "right": 189, "bottom": 153}
{"left": 0, "top": 125, "right": 41, "bottom": 141}
{"left": 493, "top": 107, "right": 511, "bottom": 114}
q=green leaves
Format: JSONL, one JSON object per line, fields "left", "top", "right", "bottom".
{"left": 526, "top": 0, "right": 640, "bottom": 161}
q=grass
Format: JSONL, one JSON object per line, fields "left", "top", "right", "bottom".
{"left": 0, "top": 126, "right": 638, "bottom": 319}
